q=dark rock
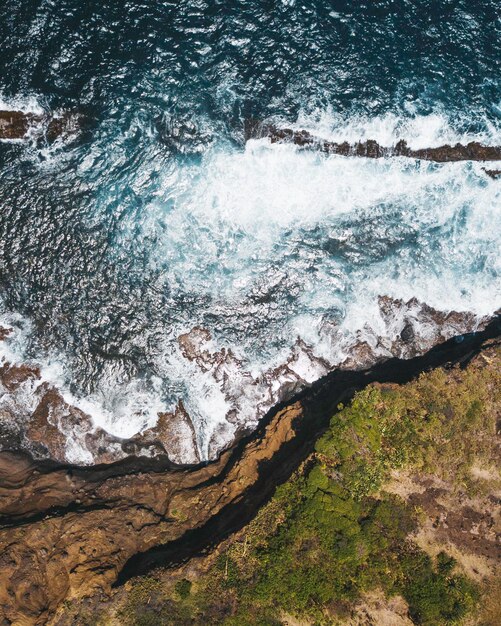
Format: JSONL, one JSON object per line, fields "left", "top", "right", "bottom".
{"left": 0, "top": 110, "right": 39, "bottom": 139}
{"left": 0, "top": 327, "right": 12, "bottom": 341}
{"left": 45, "top": 111, "right": 85, "bottom": 143}
{"left": 251, "top": 124, "right": 501, "bottom": 162}
{"left": 400, "top": 322, "right": 415, "bottom": 343}
{"left": 483, "top": 168, "right": 501, "bottom": 179}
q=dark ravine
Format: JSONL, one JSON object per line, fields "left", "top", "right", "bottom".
{"left": 115, "top": 317, "right": 501, "bottom": 582}
{"left": 0, "top": 316, "right": 499, "bottom": 624}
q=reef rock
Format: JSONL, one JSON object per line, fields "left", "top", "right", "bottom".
{"left": 248, "top": 123, "right": 501, "bottom": 162}
{"left": 125, "top": 402, "right": 201, "bottom": 464}
{"left": 0, "top": 109, "right": 85, "bottom": 143}
{"left": 0, "top": 349, "right": 199, "bottom": 465}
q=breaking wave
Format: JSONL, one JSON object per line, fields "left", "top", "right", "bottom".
{"left": 0, "top": 0, "right": 500, "bottom": 462}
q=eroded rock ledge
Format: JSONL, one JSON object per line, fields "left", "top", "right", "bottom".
{"left": 246, "top": 122, "right": 501, "bottom": 163}
{"left": 0, "top": 316, "right": 499, "bottom": 625}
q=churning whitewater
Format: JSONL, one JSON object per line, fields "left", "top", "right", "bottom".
{"left": 0, "top": 1, "right": 500, "bottom": 464}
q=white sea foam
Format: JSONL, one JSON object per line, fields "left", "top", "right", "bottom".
{"left": 1, "top": 110, "right": 500, "bottom": 464}
{"left": 292, "top": 108, "right": 501, "bottom": 149}
{"left": 148, "top": 137, "right": 500, "bottom": 310}
{"left": 0, "top": 312, "right": 167, "bottom": 440}
{"left": 0, "top": 92, "right": 46, "bottom": 116}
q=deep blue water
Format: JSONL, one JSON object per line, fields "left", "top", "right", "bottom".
{"left": 1, "top": 1, "right": 499, "bottom": 122}
{"left": 0, "top": 0, "right": 499, "bottom": 460}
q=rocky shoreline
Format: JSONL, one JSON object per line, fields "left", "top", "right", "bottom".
{"left": 0, "top": 315, "right": 499, "bottom": 624}
{"left": 1, "top": 108, "right": 500, "bottom": 623}
{"left": 0, "top": 298, "right": 493, "bottom": 467}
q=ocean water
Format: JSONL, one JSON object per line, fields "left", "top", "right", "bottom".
{"left": 0, "top": 0, "right": 500, "bottom": 461}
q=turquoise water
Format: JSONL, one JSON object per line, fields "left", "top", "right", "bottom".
{"left": 0, "top": 1, "right": 499, "bottom": 460}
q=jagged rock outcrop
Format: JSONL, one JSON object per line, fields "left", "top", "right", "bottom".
{"left": 0, "top": 330, "right": 201, "bottom": 465}
{"left": 0, "top": 318, "right": 498, "bottom": 625}
{"left": 125, "top": 402, "right": 201, "bottom": 463}
{"left": 1, "top": 298, "right": 488, "bottom": 467}
{"left": 246, "top": 122, "right": 501, "bottom": 163}
{"left": 483, "top": 168, "right": 501, "bottom": 179}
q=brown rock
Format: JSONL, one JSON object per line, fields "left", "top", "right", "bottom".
{"left": 0, "top": 110, "right": 40, "bottom": 139}
{"left": 128, "top": 401, "right": 200, "bottom": 464}
{"left": 0, "top": 109, "right": 85, "bottom": 143}
{"left": 25, "top": 387, "right": 70, "bottom": 460}
{"left": 0, "top": 318, "right": 498, "bottom": 624}
{"left": 252, "top": 124, "right": 501, "bottom": 162}
{"left": 0, "top": 326, "right": 12, "bottom": 341}
{"left": 0, "top": 362, "right": 40, "bottom": 392}
{"left": 178, "top": 326, "right": 212, "bottom": 359}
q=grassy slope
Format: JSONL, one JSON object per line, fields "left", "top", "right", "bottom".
{"left": 77, "top": 344, "right": 501, "bottom": 626}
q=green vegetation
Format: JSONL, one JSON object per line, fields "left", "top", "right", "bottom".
{"left": 175, "top": 579, "right": 192, "bottom": 600}
{"left": 117, "top": 349, "right": 499, "bottom": 625}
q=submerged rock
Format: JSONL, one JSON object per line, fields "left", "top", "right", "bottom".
{"left": 155, "top": 113, "right": 212, "bottom": 155}
{"left": 0, "top": 110, "right": 38, "bottom": 139}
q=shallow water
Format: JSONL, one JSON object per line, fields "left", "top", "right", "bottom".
{"left": 0, "top": 0, "right": 500, "bottom": 461}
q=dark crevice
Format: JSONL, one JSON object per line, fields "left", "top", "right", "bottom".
{"left": 114, "top": 317, "right": 501, "bottom": 584}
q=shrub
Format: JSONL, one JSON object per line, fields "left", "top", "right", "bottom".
{"left": 175, "top": 579, "right": 192, "bottom": 600}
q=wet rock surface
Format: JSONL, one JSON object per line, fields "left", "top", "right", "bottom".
{"left": 483, "top": 168, "right": 501, "bottom": 179}
{"left": 0, "top": 299, "right": 492, "bottom": 467}
{"left": 0, "top": 110, "right": 37, "bottom": 139}
{"left": 0, "top": 109, "right": 85, "bottom": 143}
{"left": 0, "top": 358, "right": 121, "bottom": 465}
{"left": 125, "top": 402, "right": 200, "bottom": 464}
{"left": 0, "top": 318, "right": 498, "bottom": 625}
{"left": 248, "top": 123, "right": 501, "bottom": 162}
